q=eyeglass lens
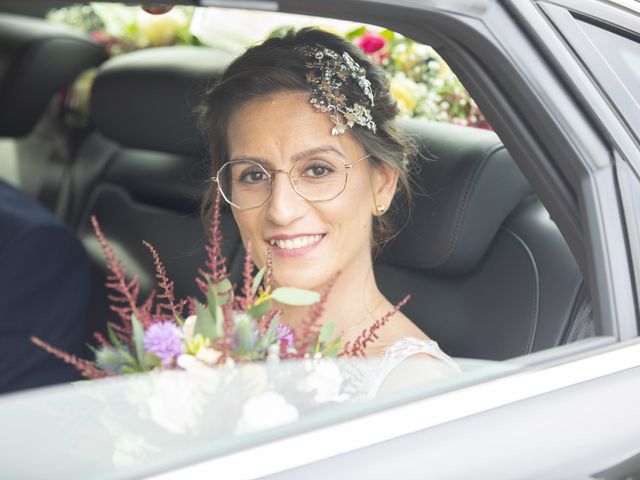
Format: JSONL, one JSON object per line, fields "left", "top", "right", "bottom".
{"left": 217, "top": 153, "right": 350, "bottom": 209}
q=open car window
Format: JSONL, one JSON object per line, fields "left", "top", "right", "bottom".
{"left": 1, "top": 2, "right": 639, "bottom": 479}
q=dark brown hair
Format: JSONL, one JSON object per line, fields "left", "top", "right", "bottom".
{"left": 198, "top": 27, "right": 417, "bottom": 253}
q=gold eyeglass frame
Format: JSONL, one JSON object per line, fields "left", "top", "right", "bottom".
{"left": 212, "top": 154, "right": 371, "bottom": 210}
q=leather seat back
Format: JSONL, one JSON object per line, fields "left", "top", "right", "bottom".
{"left": 377, "top": 120, "right": 585, "bottom": 359}
{"left": 0, "top": 13, "right": 106, "bottom": 212}
{"left": 72, "top": 47, "right": 242, "bottom": 336}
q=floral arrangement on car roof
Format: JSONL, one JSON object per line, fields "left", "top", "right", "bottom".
{"left": 32, "top": 191, "right": 409, "bottom": 379}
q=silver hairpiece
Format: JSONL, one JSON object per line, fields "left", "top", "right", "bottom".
{"left": 296, "top": 45, "right": 377, "bottom": 136}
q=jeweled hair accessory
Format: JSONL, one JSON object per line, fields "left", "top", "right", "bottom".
{"left": 296, "top": 44, "right": 377, "bottom": 136}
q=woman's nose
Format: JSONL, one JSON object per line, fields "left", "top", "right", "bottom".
{"left": 265, "top": 171, "right": 307, "bottom": 226}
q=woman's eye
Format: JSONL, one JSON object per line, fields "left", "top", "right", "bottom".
{"left": 239, "top": 170, "right": 267, "bottom": 183}
{"left": 304, "top": 165, "right": 332, "bottom": 177}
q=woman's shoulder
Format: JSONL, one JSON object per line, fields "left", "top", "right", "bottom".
{"left": 381, "top": 336, "right": 460, "bottom": 372}
{"left": 350, "top": 335, "right": 461, "bottom": 398}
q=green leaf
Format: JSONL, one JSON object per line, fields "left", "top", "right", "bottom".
{"left": 95, "top": 346, "right": 137, "bottom": 374}
{"left": 256, "top": 315, "right": 280, "bottom": 351}
{"left": 106, "top": 323, "right": 123, "bottom": 348}
{"left": 318, "top": 321, "right": 337, "bottom": 344}
{"left": 380, "top": 29, "right": 395, "bottom": 41}
{"left": 268, "top": 25, "right": 295, "bottom": 39}
{"left": 140, "top": 352, "right": 161, "bottom": 370}
{"left": 131, "top": 314, "right": 145, "bottom": 365}
{"left": 247, "top": 298, "right": 272, "bottom": 320}
{"left": 271, "top": 287, "right": 320, "bottom": 306}
{"left": 345, "top": 25, "right": 366, "bottom": 40}
{"left": 195, "top": 302, "right": 217, "bottom": 339}
{"left": 320, "top": 340, "right": 341, "bottom": 358}
{"left": 214, "top": 278, "right": 233, "bottom": 305}
{"left": 251, "top": 267, "right": 266, "bottom": 295}
{"left": 206, "top": 278, "right": 218, "bottom": 310}
{"left": 235, "top": 314, "right": 256, "bottom": 354}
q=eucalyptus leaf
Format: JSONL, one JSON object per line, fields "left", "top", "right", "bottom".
{"left": 215, "top": 305, "right": 224, "bottom": 338}
{"left": 214, "top": 278, "right": 233, "bottom": 305}
{"left": 271, "top": 287, "right": 320, "bottom": 306}
{"left": 140, "top": 352, "right": 161, "bottom": 370}
{"left": 247, "top": 298, "right": 272, "bottom": 320}
{"left": 195, "top": 302, "right": 217, "bottom": 339}
{"left": 106, "top": 323, "right": 123, "bottom": 348}
{"left": 321, "top": 341, "right": 341, "bottom": 358}
{"left": 206, "top": 280, "right": 218, "bottom": 315}
{"left": 235, "top": 314, "right": 256, "bottom": 354}
{"left": 131, "top": 314, "right": 145, "bottom": 365}
{"left": 318, "top": 321, "right": 337, "bottom": 344}
{"left": 257, "top": 316, "right": 280, "bottom": 351}
{"left": 95, "top": 346, "right": 136, "bottom": 374}
{"left": 251, "top": 267, "right": 266, "bottom": 295}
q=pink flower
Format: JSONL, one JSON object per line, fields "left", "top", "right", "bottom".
{"left": 276, "top": 324, "right": 295, "bottom": 348}
{"left": 356, "top": 31, "right": 386, "bottom": 55}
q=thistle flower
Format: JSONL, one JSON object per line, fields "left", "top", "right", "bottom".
{"left": 143, "top": 322, "right": 184, "bottom": 367}
{"left": 276, "top": 324, "right": 294, "bottom": 348}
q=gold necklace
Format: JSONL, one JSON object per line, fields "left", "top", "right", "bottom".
{"left": 337, "top": 296, "right": 387, "bottom": 341}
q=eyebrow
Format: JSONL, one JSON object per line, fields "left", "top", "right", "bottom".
{"left": 229, "top": 145, "right": 346, "bottom": 167}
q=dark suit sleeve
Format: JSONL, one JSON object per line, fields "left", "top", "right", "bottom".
{"left": 0, "top": 223, "right": 92, "bottom": 394}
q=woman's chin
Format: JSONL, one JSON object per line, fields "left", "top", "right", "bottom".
{"left": 272, "top": 271, "right": 327, "bottom": 293}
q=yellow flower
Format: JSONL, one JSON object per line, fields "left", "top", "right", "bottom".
{"left": 389, "top": 75, "right": 420, "bottom": 114}
{"left": 185, "top": 333, "right": 211, "bottom": 355}
{"left": 254, "top": 287, "right": 272, "bottom": 305}
{"left": 137, "top": 9, "right": 188, "bottom": 46}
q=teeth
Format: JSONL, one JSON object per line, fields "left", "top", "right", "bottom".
{"left": 269, "top": 235, "right": 323, "bottom": 250}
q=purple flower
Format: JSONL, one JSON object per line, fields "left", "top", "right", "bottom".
{"left": 143, "top": 322, "right": 184, "bottom": 367}
{"left": 276, "top": 324, "right": 295, "bottom": 348}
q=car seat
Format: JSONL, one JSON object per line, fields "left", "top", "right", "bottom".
{"left": 0, "top": 13, "right": 107, "bottom": 214}
{"left": 70, "top": 46, "right": 241, "bottom": 338}
{"left": 378, "top": 119, "right": 589, "bottom": 359}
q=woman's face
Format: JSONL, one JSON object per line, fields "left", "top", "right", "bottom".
{"left": 225, "top": 91, "right": 397, "bottom": 291}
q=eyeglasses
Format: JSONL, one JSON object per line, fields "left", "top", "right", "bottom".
{"left": 212, "top": 153, "right": 370, "bottom": 210}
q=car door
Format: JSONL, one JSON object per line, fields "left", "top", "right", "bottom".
{"left": 158, "top": 1, "right": 640, "bottom": 477}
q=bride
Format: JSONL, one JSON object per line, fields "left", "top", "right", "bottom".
{"left": 198, "top": 27, "right": 460, "bottom": 396}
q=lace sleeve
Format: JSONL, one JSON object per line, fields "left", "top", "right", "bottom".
{"left": 348, "top": 337, "right": 461, "bottom": 399}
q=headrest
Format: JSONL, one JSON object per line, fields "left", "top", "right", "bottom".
{"left": 91, "top": 46, "right": 235, "bottom": 156}
{"left": 383, "top": 119, "right": 532, "bottom": 275}
{"left": 0, "top": 13, "right": 106, "bottom": 137}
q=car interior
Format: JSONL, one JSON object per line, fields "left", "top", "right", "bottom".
{"left": 0, "top": 10, "right": 594, "bottom": 365}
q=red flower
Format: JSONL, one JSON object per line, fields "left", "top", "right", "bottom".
{"left": 356, "top": 31, "right": 386, "bottom": 54}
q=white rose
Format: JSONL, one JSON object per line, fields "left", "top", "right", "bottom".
{"left": 195, "top": 347, "right": 222, "bottom": 366}
{"left": 297, "top": 359, "right": 348, "bottom": 403}
{"left": 112, "top": 432, "right": 158, "bottom": 468}
{"left": 235, "top": 391, "right": 299, "bottom": 435}
{"left": 147, "top": 370, "right": 217, "bottom": 434}
{"left": 239, "top": 363, "right": 268, "bottom": 396}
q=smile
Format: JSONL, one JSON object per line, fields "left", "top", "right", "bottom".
{"left": 268, "top": 234, "right": 324, "bottom": 250}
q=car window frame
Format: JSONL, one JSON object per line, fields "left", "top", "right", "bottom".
{"left": 536, "top": 0, "right": 640, "bottom": 336}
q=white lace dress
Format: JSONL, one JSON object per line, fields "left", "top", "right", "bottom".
{"left": 342, "top": 336, "right": 462, "bottom": 399}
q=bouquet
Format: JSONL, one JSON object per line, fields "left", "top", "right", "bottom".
{"left": 32, "top": 191, "right": 409, "bottom": 379}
